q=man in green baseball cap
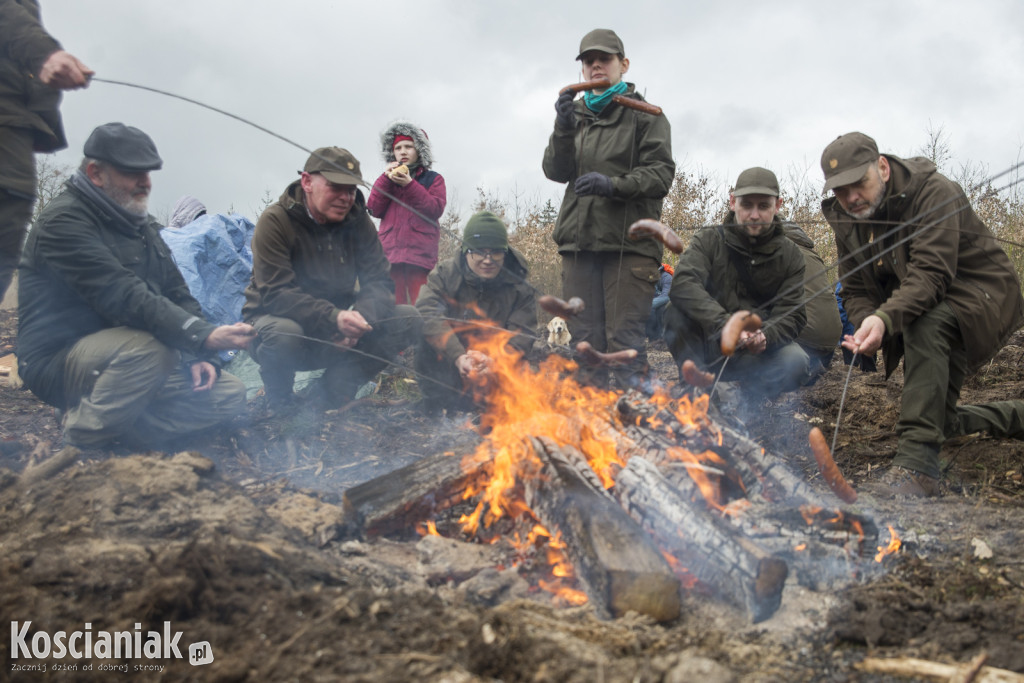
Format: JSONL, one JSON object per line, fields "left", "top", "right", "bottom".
{"left": 664, "top": 167, "right": 812, "bottom": 404}
{"left": 821, "top": 131, "right": 1024, "bottom": 498}
{"left": 243, "top": 146, "right": 422, "bottom": 416}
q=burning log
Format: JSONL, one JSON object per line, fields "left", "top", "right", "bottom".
{"left": 342, "top": 453, "right": 486, "bottom": 538}
{"left": 523, "top": 436, "right": 681, "bottom": 622}
{"left": 614, "top": 456, "right": 787, "bottom": 623}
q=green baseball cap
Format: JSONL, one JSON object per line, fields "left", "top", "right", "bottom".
{"left": 576, "top": 28, "right": 625, "bottom": 60}
{"left": 821, "top": 132, "right": 880, "bottom": 191}
{"left": 732, "top": 167, "right": 780, "bottom": 197}
{"left": 302, "top": 147, "right": 362, "bottom": 185}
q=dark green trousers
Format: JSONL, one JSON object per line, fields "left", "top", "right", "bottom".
{"left": 560, "top": 250, "right": 659, "bottom": 386}
{"left": 63, "top": 327, "right": 247, "bottom": 448}
{"left": 897, "top": 301, "right": 1024, "bottom": 478}
{"left": 251, "top": 305, "right": 422, "bottom": 405}
{"left": 0, "top": 127, "right": 36, "bottom": 302}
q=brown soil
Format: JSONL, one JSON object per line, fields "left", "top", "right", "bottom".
{"left": 1, "top": 309, "right": 1022, "bottom": 682}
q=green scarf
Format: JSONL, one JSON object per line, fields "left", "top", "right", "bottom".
{"left": 584, "top": 80, "right": 629, "bottom": 113}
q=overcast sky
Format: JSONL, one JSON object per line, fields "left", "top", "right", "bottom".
{"left": 37, "top": 0, "right": 1024, "bottom": 225}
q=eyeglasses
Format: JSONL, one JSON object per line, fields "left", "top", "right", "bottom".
{"left": 466, "top": 248, "right": 507, "bottom": 261}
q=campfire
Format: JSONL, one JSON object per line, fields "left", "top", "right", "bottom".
{"left": 343, "top": 328, "right": 893, "bottom": 623}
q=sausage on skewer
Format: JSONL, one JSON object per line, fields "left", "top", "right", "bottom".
{"left": 720, "top": 311, "right": 763, "bottom": 357}
{"left": 808, "top": 427, "right": 858, "bottom": 504}
{"left": 539, "top": 295, "right": 585, "bottom": 318}
{"left": 628, "top": 219, "right": 684, "bottom": 254}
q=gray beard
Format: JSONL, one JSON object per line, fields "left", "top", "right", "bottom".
{"left": 849, "top": 182, "right": 887, "bottom": 220}
{"left": 104, "top": 185, "right": 149, "bottom": 217}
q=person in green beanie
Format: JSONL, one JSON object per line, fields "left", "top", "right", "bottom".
{"left": 414, "top": 211, "right": 537, "bottom": 414}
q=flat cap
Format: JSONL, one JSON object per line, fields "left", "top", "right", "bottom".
{"left": 302, "top": 147, "right": 362, "bottom": 185}
{"left": 732, "top": 167, "right": 780, "bottom": 197}
{"left": 821, "top": 132, "right": 880, "bottom": 191}
{"left": 83, "top": 122, "right": 163, "bottom": 171}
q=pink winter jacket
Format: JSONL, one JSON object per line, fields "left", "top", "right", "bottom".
{"left": 367, "top": 169, "right": 447, "bottom": 271}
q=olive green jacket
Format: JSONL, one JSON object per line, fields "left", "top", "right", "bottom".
{"left": 822, "top": 155, "right": 1024, "bottom": 375}
{"left": 0, "top": 0, "right": 65, "bottom": 154}
{"left": 667, "top": 215, "right": 806, "bottom": 361}
{"left": 784, "top": 224, "right": 843, "bottom": 354}
{"left": 415, "top": 249, "right": 537, "bottom": 364}
{"left": 542, "top": 83, "right": 675, "bottom": 261}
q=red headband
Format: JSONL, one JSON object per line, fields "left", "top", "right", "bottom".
{"left": 393, "top": 135, "right": 413, "bottom": 148}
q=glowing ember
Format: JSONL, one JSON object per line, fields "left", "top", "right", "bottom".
{"left": 416, "top": 520, "right": 441, "bottom": 537}
{"left": 875, "top": 525, "right": 902, "bottom": 562}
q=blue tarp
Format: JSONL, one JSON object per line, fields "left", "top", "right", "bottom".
{"left": 161, "top": 213, "right": 255, "bottom": 361}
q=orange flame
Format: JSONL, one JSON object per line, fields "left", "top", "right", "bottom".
{"left": 446, "top": 323, "right": 711, "bottom": 602}
{"left": 416, "top": 520, "right": 440, "bottom": 537}
{"left": 875, "top": 525, "right": 902, "bottom": 562}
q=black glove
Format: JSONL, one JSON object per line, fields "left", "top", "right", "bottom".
{"left": 574, "top": 172, "right": 614, "bottom": 198}
{"left": 555, "top": 90, "right": 576, "bottom": 129}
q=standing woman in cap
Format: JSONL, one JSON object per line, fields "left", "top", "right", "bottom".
{"left": 414, "top": 211, "right": 537, "bottom": 414}
{"left": 367, "top": 122, "right": 447, "bottom": 305}
{"left": 543, "top": 28, "right": 675, "bottom": 388}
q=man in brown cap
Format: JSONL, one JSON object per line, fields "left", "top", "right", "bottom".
{"left": 664, "top": 167, "right": 811, "bottom": 402}
{"left": 243, "top": 147, "right": 421, "bottom": 415}
{"left": 821, "top": 131, "right": 1024, "bottom": 498}
{"left": 18, "top": 123, "right": 254, "bottom": 450}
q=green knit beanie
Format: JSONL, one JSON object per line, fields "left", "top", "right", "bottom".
{"left": 461, "top": 211, "right": 509, "bottom": 252}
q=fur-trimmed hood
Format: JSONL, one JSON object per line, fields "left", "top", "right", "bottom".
{"left": 380, "top": 121, "right": 434, "bottom": 169}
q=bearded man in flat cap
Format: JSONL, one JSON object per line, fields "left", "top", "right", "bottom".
{"left": 243, "top": 147, "right": 421, "bottom": 415}
{"left": 821, "top": 131, "right": 1024, "bottom": 498}
{"left": 18, "top": 122, "right": 254, "bottom": 449}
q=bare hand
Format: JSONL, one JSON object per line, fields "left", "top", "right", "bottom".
{"left": 336, "top": 309, "right": 373, "bottom": 345}
{"left": 388, "top": 168, "right": 413, "bottom": 187}
{"left": 456, "top": 350, "right": 493, "bottom": 378}
{"left": 842, "top": 314, "right": 885, "bottom": 355}
{"left": 203, "top": 322, "right": 256, "bottom": 350}
{"left": 738, "top": 329, "right": 767, "bottom": 355}
{"left": 190, "top": 361, "right": 217, "bottom": 392}
{"left": 39, "top": 50, "right": 93, "bottom": 89}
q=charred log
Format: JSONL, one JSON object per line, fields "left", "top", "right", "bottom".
{"left": 342, "top": 453, "right": 485, "bottom": 538}
{"left": 614, "top": 455, "right": 787, "bottom": 623}
{"left": 524, "top": 436, "right": 681, "bottom": 622}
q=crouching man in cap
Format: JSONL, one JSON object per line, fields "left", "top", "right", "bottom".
{"left": 414, "top": 211, "right": 537, "bottom": 414}
{"left": 821, "top": 132, "right": 1024, "bottom": 498}
{"left": 664, "top": 167, "right": 810, "bottom": 401}
{"left": 243, "top": 147, "right": 422, "bottom": 414}
{"left": 18, "top": 122, "right": 254, "bottom": 449}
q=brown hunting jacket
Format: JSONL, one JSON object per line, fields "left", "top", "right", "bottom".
{"left": 822, "top": 155, "right": 1024, "bottom": 376}
{"left": 242, "top": 181, "right": 396, "bottom": 340}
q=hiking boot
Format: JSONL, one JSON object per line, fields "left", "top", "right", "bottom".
{"left": 874, "top": 466, "right": 941, "bottom": 499}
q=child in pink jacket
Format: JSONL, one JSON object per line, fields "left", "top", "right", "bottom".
{"left": 367, "top": 122, "right": 447, "bottom": 305}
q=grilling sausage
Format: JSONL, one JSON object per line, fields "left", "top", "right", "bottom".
{"left": 538, "top": 295, "right": 585, "bottom": 318}
{"left": 720, "top": 311, "right": 762, "bottom": 357}
{"left": 808, "top": 427, "right": 858, "bottom": 504}
{"left": 680, "top": 359, "right": 714, "bottom": 389}
{"left": 628, "top": 219, "right": 684, "bottom": 254}
{"left": 575, "top": 341, "right": 638, "bottom": 366}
